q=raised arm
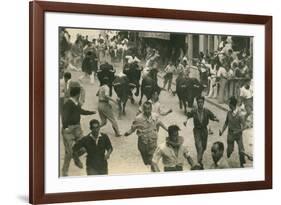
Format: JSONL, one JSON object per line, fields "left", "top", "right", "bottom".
{"left": 124, "top": 120, "right": 138, "bottom": 136}
{"left": 186, "top": 110, "right": 195, "bottom": 119}
{"left": 207, "top": 109, "right": 219, "bottom": 122}
{"left": 158, "top": 120, "right": 168, "bottom": 132}
{"left": 79, "top": 107, "right": 96, "bottom": 115}
{"left": 183, "top": 110, "right": 194, "bottom": 126}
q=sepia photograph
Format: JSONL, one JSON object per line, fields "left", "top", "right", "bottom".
{"left": 59, "top": 27, "right": 254, "bottom": 177}
{"left": 29, "top": 2, "right": 272, "bottom": 203}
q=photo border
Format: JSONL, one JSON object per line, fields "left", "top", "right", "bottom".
{"left": 29, "top": 1, "right": 272, "bottom": 204}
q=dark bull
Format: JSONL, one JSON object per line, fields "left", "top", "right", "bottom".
{"left": 176, "top": 76, "right": 204, "bottom": 114}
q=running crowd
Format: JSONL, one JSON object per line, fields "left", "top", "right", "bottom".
{"left": 59, "top": 29, "right": 253, "bottom": 176}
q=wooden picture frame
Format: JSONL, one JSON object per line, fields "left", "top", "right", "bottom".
{"left": 29, "top": 1, "right": 272, "bottom": 204}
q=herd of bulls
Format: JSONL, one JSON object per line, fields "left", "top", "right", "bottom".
{"left": 97, "top": 62, "right": 204, "bottom": 116}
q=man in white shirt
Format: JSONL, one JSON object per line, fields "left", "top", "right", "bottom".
{"left": 240, "top": 80, "right": 253, "bottom": 125}
{"left": 163, "top": 61, "right": 176, "bottom": 92}
{"left": 217, "top": 63, "right": 228, "bottom": 104}
{"left": 151, "top": 125, "right": 196, "bottom": 172}
{"left": 207, "top": 64, "right": 218, "bottom": 98}
{"left": 124, "top": 101, "right": 168, "bottom": 169}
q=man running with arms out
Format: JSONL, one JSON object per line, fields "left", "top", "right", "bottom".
{"left": 124, "top": 101, "right": 168, "bottom": 170}
{"left": 97, "top": 77, "right": 121, "bottom": 137}
{"left": 219, "top": 96, "right": 246, "bottom": 168}
{"left": 183, "top": 96, "right": 219, "bottom": 168}
{"left": 151, "top": 125, "right": 197, "bottom": 172}
{"left": 61, "top": 86, "right": 96, "bottom": 176}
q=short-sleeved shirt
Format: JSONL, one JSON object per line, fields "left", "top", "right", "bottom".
{"left": 73, "top": 133, "right": 112, "bottom": 169}
{"left": 240, "top": 85, "right": 253, "bottom": 99}
{"left": 98, "top": 85, "right": 110, "bottom": 102}
{"left": 152, "top": 139, "right": 190, "bottom": 168}
{"left": 186, "top": 108, "right": 217, "bottom": 129}
{"left": 130, "top": 113, "right": 160, "bottom": 144}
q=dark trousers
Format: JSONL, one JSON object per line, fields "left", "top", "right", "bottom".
{"left": 164, "top": 165, "right": 183, "bottom": 172}
{"left": 137, "top": 137, "right": 157, "bottom": 165}
{"left": 59, "top": 97, "right": 64, "bottom": 116}
{"left": 86, "top": 165, "right": 108, "bottom": 175}
{"left": 193, "top": 127, "right": 208, "bottom": 164}
{"left": 227, "top": 131, "right": 245, "bottom": 167}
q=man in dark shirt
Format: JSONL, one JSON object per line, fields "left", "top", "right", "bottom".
{"left": 73, "top": 119, "right": 113, "bottom": 175}
{"left": 219, "top": 96, "right": 246, "bottom": 167}
{"left": 61, "top": 86, "right": 96, "bottom": 176}
{"left": 184, "top": 96, "right": 219, "bottom": 167}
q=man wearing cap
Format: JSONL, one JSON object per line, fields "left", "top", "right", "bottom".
{"left": 73, "top": 119, "right": 113, "bottom": 175}
{"left": 61, "top": 86, "right": 96, "bottom": 176}
{"left": 151, "top": 125, "right": 196, "bottom": 172}
{"left": 184, "top": 96, "right": 219, "bottom": 167}
{"left": 124, "top": 101, "right": 168, "bottom": 169}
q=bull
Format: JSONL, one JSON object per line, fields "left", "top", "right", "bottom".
{"left": 97, "top": 62, "right": 115, "bottom": 96}
{"left": 139, "top": 69, "right": 161, "bottom": 106}
{"left": 123, "top": 61, "right": 142, "bottom": 97}
{"left": 112, "top": 74, "right": 135, "bottom": 117}
{"left": 176, "top": 75, "right": 204, "bottom": 114}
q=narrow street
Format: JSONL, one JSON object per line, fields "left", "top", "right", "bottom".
{"left": 60, "top": 61, "right": 253, "bottom": 176}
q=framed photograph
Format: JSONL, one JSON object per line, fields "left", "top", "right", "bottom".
{"left": 29, "top": 1, "right": 272, "bottom": 204}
